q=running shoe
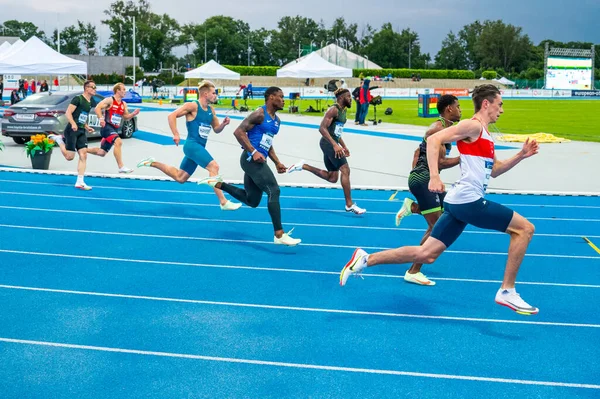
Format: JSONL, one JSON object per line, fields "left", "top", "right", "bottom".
{"left": 286, "top": 160, "right": 305, "bottom": 174}
{"left": 137, "top": 157, "right": 155, "bottom": 168}
{"left": 345, "top": 203, "right": 366, "bottom": 215}
{"left": 395, "top": 198, "right": 414, "bottom": 226}
{"left": 339, "top": 248, "right": 368, "bottom": 286}
{"left": 197, "top": 175, "right": 223, "bottom": 188}
{"left": 47, "top": 134, "right": 64, "bottom": 146}
{"left": 404, "top": 271, "right": 436, "bottom": 286}
{"left": 274, "top": 228, "right": 301, "bottom": 246}
{"left": 495, "top": 288, "right": 539, "bottom": 315}
{"left": 119, "top": 166, "right": 134, "bottom": 174}
{"left": 74, "top": 183, "right": 92, "bottom": 191}
{"left": 220, "top": 200, "right": 242, "bottom": 211}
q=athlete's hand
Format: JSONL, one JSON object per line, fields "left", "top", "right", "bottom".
{"left": 99, "top": 119, "right": 106, "bottom": 128}
{"left": 85, "top": 125, "right": 95, "bottom": 133}
{"left": 221, "top": 117, "right": 230, "bottom": 127}
{"left": 252, "top": 151, "right": 266, "bottom": 163}
{"left": 173, "top": 133, "right": 181, "bottom": 146}
{"left": 276, "top": 162, "right": 287, "bottom": 174}
{"left": 71, "top": 122, "right": 78, "bottom": 131}
{"left": 131, "top": 109, "right": 140, "bottom": 117}
{"left": 334, "top": 144, "right": 346, "bottom": 159}
{"left": 428, "top": 175, "right": 445, "bottom": 193}
{"left": 520, "top": 138, "right": 539, "bottom": 159}
{"left": 343, "top": 146, "right": 350, "bottom": 157}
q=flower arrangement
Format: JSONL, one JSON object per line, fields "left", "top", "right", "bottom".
{"left": 25, "top": 134, "right": 55, "bottom": 158}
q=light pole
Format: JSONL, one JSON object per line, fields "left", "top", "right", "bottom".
{"left": 132, "top": 16, "right": 136, "bottom": 88}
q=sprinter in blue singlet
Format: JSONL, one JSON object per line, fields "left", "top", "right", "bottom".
{"left": 198, "top": 87, "right": 301, "bottom": 246}
{"left": 137, "top": 80, "right": 241, "bottom": 211}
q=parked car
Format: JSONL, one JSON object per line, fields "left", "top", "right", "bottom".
{"left": 1, "top": 91, "right": 138, "bottom": 145}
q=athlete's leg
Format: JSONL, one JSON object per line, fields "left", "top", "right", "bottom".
{"left": 407, "top": 210, "right": 442, "bottom": 274}
{"left": 205, "top": 160, "right": 229, "bottom": 206}
{"left": 87, "top": 147, "right": 107, "bottom": 157}
{"left": 338, "top": 164, "right": 354, "bottom": 208}
{"left": 150, "top": 158, "right": 191, "bottom": 183}
{"left": 502, "top": 212, "right": 535, "bottom": 289}
{"left": 112, "top": 137, "right": 125, "bottom": 169}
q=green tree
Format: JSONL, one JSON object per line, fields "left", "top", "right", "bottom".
{"left": 51, "top": 25, "right": 82, "bottom": 54}
{"left": 434, "top": 31, "right": 468, "bottom": 70}
{"left": 271, "top": 16, "right": 326, "bottom": 65}
{"left": 475, "top": 20, "right": 534, "bottom": 71}
{"left": 365, "top": 24, "right": 426, "bottom": 69}
{"left": 458, "top": 20, "right": 484, "bottom": 70}
{"left": 1, "top": 20, "right": 46, "bottom": 41}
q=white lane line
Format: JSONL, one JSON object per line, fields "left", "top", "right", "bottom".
{"left": 0, "top": 205, "right": 597, "bottom": 239}
{"left": 1, "top": 284, "right": 599, "bottom": 328}
{"left": 1, "top": 224, "right": 598, "bottom": 259}
{"left": 0, "top": 337, "right": 598, "bottom": 389}
{"left": 2, "top": 249, "right": 598, "bottom": 289}
{"left": 1, "top": 191, "right": 599, "bottom": 221}
{"left": 0, "top": 178, "right": 599, "bottom": 208}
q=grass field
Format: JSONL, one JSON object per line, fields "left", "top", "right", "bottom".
{"left": 223, "top": 98, "right": 600, "bottom": 142}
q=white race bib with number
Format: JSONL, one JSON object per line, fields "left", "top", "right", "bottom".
{"left": 259, "top": 134, "right": 273, "bottom": 151}
{"left": 333, "top": 123, "right": 343, "bottom": 138}
{"left": 78, "top": 111, "right": 88, "bottom": 125}
{"left": 110, "top": 114, "right": 122, "bottom": 127}
{"left": 199, "top": 125, "right": 211, "bottom": 139}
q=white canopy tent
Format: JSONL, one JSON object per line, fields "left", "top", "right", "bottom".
{"left": 494, "top": 76, "right": 516, "bottom": 86}
{"left": 0, "top": 36, "right": 87, "bottom": 74}
{"left": 0, "top": 39, "right": 24, "bottom": 60}
{"left": 283, "top": 44, "right": 382, "bottom": 70}
{"left": 0, "top": 41, "right": 12, "bottom": 57}
{"left": 184, "top": 60, "right": 240, "bottom": 80}
{"left": 277, "top": 52, "right": 352, "bottom": 78}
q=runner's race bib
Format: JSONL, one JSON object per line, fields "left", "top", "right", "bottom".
{"left": 259, "top": 133, "right": 273, "bottom": 151}
{"left": 199, "top": 124, "right": 211, "bottom": 139}
{"left": 110, "top": 114, "right": 122, "bottom": 127}
{"left": 333, "top": 123, "right": 344, "bottom": 138}
{"left": 78, "top": 111, "right": 88, "bottom": 125}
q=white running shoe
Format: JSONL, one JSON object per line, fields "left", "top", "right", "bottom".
{"left": 47, "top": 134, "right": 64, "bottom": 146}
{"left": 137, "top": 157, "right": 155, "bottom": 168}
{"left": 495, "top": 288, "right": 539, "bottom": 315}
{"left": 339, "top": 248, "right": 368, "bottom": 286}
{"left": 404, "top": 271, "right": 436, "bottom": 286}
{"left": 395, "top": 198, "right": 414, "bottom": 226}
{"left": 75, "top": 183, "right": 92, "bottom": 191}
{"left": 197, "top": 175, "right": 223, "bottom": 188}
{"left": 220, "top": 200, "right": 242, "bottom": 211}
{"left": 286, "top": 160, "right": 305, "bottom": 174}
{"left": 345, "top": 203, "right": 366, "bottom": 215}
{"left": 118, "top": 166, "right": 134, "bottom": 174}
{"left": 274, "top": 229, "right": 301, "bottom": 246}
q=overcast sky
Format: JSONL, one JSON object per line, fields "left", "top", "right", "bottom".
{"left": 1, "top": 0, "right": 599, "bottom": 57}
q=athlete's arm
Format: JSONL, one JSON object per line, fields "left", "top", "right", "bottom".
{"left": 65, "top": 103, "right": 78, "bottom": 131}
{"left": 210, "top": 105, "right": 230, "bottom": 133}
{"left": 234, "top": 108, "right": 266, "bottom": 162}
{"left": 268, "top": 146, "right": 287, "bottom": 173}
{"left": 167, "top": 101, "right": 196, "bottom": 146}
{"left": 427, "top": 119, "right": 481, "bottom": 193}
{"left": 95, "top": 98, "right": 112, "bottom": 127}
{"left": 122, "top": 103, "right": 140, "bottom": 120}
{"left": 338, "top": 137, "right": 350, "bottom": 157}
{"left": 319, "top": 107, "right": 338, "bottom": 146}
{"left": 491, "top": 138, "right": 539, "bottom": 178}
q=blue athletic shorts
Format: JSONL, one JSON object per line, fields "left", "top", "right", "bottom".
{"left": 431, "top": 198, "right": 514, "bottom": 248}
{"left": 180, "top": 140, "right": 214, "bottom": 175}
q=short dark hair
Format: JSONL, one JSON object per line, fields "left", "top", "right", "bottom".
{"left": 83, "top": 80, "right": 96, "bottom": 89}
{"left": 472, "top": 84, "right": 500, "bottom": 112}
{"left": 334, "top": 88, "right": 350, "bottom": 98}
{"left": 264, "top": 86, "right": 282, "bottom": 101}
{"left": 437, "top": 94, "right": 458, "bottom": 114}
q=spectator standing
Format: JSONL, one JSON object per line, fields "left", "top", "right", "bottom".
{"left": 247, "top": 81, "right": 254, "bottom": 99}
{"left": 358, "top": 79, "right": 373, "bottom": 126}
{"left": 40, "top": 80, "right": 49, "bottom": 92}
{"left": 10, "top": 89, "right": 20, "bottom": 105}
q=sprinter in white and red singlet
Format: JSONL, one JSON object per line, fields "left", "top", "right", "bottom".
{"left": 87, "top": 82, "right": 140, "bottom": 173}
{"left": 339, "top": 84, "right": 541, "bottom": 315}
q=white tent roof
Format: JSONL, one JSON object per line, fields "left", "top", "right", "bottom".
{"left": 494, "top": 76, "right": 515, "bottom": 86}
{"left": 0, "top": 39, "right": 24, "bottom": 60}
{"left": 284, "top": 44, "right": 382, "bottom": 70}
{"left": 0, "top": 41, "right": 11, "bottom": 56}
{"left": 0, "top": 36, "right": 87, "bottom": 74}
{"left": 184, "top": 60, "right": 240, "bottom": 80}
{"left": 277, "top": 52, "right": 352, "bottom": 78}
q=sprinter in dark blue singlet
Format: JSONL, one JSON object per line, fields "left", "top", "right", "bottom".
{"left": 199, "top": 86, "right": 301, "bottom": 246}
{"left": 137, "top": 80, "right": 241, "bottom": 210}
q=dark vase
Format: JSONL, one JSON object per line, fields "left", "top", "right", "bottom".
{"left": 30, "top": 148, "right": 52, "bottom": 170}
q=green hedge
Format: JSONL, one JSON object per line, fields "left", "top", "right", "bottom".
{"left": 89, "top": 73, "right": 126, "bottom": 85}
{"left": 222, "top": 65, "right": 279, "bottom": 76}
{"left": 481, "top": 71, "right": 497, "bottom": 80}
{"left": 353, "top": 68, "right": 475, "bottom": 79}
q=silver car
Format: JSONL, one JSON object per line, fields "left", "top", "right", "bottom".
{"left": 1, "top": 91, "right": 137, "bottom": 144}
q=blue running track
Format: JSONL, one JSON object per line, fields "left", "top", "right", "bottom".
{"left": 0, "top": 170, "right": 599, "bottom": 398}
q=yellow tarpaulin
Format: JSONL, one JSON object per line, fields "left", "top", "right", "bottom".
{"left": 495, "top": 133, "right": 571, "bottom": 143}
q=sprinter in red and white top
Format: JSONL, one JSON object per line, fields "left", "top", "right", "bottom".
{"left": 340, "top": 84, "right": 540, "bottom": 315}
{"left": 88, "top": 83, "right": 140, "bottom": 173}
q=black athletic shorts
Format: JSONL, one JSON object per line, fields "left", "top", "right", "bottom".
{"left": 408, "top": 169, "right": 445, "bottom": 215}
{"left": 320, "top": 137, "right": 347, "bottom": 172}
{"left": 63, "top": 125, "right": 88, "bottom": 151}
